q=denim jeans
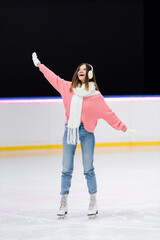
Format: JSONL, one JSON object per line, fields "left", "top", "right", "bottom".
{"left": 60, "top": 123, "right": 97, "bottom": 195}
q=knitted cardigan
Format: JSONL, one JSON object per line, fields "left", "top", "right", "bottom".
{"left": 39, "top": 64, "right": 127, "bottom": 133}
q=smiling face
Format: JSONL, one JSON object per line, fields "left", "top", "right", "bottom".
{"left": 77, "top": 64, "right": 87, "bottom": 83}
{"left": 71, "top": 63, "right": 99, "bottom": 92}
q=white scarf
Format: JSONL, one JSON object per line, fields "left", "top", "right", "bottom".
{"left": 67, "top": 82, "right": 100, "bottom": 145}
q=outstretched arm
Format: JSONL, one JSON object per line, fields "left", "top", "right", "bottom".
{"left": 32, "top": 52, "right": 69, "bottom": 94}
{"left": 97, "top": 96, "right": 136, "bottom": 133}
{"left": 97, "top": 96, "right": 127, "bottom": 132}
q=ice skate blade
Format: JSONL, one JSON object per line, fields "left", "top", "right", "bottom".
{"left": 57, "top": 212, "right": 67, "bottom": 219}
{"left": 88, "top": 214, "right": 97, "bottom": 219}
{"left": 58, "top": 215, "right": 65, "bottom": 219}
{"left": 87, "top": 211, "right": 98, "bottom": 219}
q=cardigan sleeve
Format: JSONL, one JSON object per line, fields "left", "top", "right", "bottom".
{"left": 39, "top": 64, "right": 69, "bottom": 94}
{"left": 97, "top": 96, "right": 127, "bottom": 132}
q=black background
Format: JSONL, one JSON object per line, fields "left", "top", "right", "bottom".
{"left": 0, "top": 0, "right": 159, "bottom": 98}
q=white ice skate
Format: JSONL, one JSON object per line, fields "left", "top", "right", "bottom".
{"left": 87, "top": 195, "right": 98, "bottom": 218}
{"left": 57, "top": 195, "right": 68, "bottom": 218}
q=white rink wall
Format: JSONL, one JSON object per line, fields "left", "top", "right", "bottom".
{"left": 0, "top": 97, "right": 160, "bottom": 147}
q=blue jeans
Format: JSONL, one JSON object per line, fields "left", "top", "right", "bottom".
{"left": 60, "top": 123, "right": 97, "bottom": 195}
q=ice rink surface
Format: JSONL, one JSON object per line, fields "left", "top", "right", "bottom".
{"left": 0, "top": 146, "right": 160, "bottom": 240}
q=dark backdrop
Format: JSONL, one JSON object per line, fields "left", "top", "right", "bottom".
{"left": 1, "top": 0, "right": 159, "bottom": 97}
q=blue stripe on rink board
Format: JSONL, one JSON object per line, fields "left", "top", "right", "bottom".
{"left": 0, "top": 95, "right": 160, "bottom": 101}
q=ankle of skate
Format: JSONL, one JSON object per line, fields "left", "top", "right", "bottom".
{"left": 57, "top": 195, "right": 68, "bottom": 216}
{"left": 87, "top": 195, "right": 98, "bottom": 216}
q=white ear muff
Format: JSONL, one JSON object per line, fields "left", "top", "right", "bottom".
{"left": 88, "top": 64, "right": 93, "bottom": 79}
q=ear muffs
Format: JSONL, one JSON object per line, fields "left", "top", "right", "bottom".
{"left": 88, "top": 64, "right": 93, "bottom": 79}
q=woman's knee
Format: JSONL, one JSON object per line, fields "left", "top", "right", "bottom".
{"left": 62, "top": 165, "right": 73, "bottom": 174}
{"left": 83, "top": 167, "right": 95, "bottom": 176}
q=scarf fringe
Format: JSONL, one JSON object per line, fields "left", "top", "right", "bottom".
{"left": 67, "top": 127, "right": 79, "bottom": 145}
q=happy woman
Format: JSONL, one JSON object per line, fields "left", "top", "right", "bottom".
{"left": 32, "top": 52, "right": 133, "bottom": 218}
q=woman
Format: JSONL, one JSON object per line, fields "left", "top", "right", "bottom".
{"left": 32, "top": 52, "right": 129, "bottom": 217}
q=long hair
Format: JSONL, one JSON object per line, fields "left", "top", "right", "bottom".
{"left": 70, "top": 63, "right": 100, "bottom": 92}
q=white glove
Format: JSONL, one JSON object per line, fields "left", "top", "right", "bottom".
{"left": 32, "top": 52, "right": 40, "bottom": 67}
{"left": 124, "top": 128, "right": 136, "bottom": 134}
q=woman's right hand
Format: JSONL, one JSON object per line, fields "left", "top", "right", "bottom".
{"left": 32, "top": 52, "right": 41, "bottom": 67}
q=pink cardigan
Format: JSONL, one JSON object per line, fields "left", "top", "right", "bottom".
{"left": 39, "top": 64, "right": 127, "bottom": 133}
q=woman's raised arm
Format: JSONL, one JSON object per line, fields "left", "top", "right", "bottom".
{"left": 31, "top": 52, "right": 70, "bottom": 94}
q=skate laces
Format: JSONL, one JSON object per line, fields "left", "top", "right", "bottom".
{"left": 89, "top": 196, "right": 96, "bottom": 210}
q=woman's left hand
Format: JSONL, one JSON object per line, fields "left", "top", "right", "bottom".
{"left": 124, "top": 128, "right": 136, "bottom": 134}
